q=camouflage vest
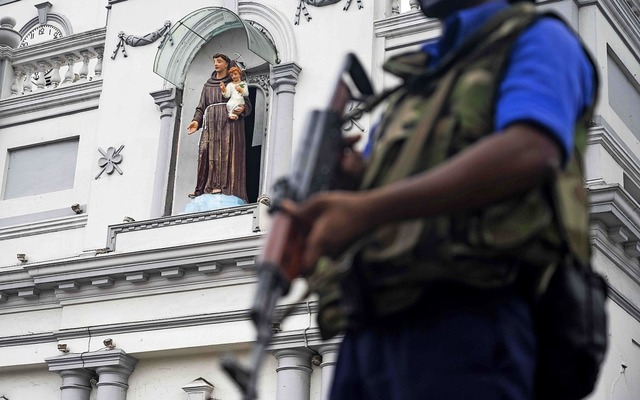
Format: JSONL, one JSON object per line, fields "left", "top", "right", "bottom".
{"left": 315, "top": 3, "right": 597, "bottom": 338}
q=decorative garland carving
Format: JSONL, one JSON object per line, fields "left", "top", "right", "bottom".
{"left": 111, "top": 21, "right": 172, "bottom": 60}
{"left": 295, "top": 0, "right": 363, "bottom": 25}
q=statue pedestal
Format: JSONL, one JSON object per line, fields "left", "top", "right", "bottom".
{"left": 184, "top": 194, "right": 245, "bottom": 213}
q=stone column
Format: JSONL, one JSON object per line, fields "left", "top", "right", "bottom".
{"left": 318, "top": 344, "right": 340, "bottom": 400}
{"left": 150, "top": 88, "right": 178, "bottom": 217}
{"left": 0, "top": 17, "right": 21, "bottom": 99}
{"left": 264, "top": 62, "right": 301, "bottom": 195}
{"left": 45, "top": 354, "right": 97, "bottom": 400}
{"left": 273, "top": 348, "right": 313, "bottom": 400}
{"left": 94, "top": 365, "right": 134, "bottom": 400}
{"left": 58, "top": 369, "right": 96, "bottom": 400}
{"left": 83, "top": 348, "right": 138, "bottom": 400}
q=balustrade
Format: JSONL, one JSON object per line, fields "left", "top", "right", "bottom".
{"left": 391, "top": 0, "right": 421, "bottom": 15}
{"left": 6, "top": 27, "right": 105, "bottom": 98}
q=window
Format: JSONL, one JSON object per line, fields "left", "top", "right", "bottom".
{"left": 607, "top": 50, "right": 640, "bottom": 139}
{"left": 4, "top": 138, "right": 79, "bottom": 199}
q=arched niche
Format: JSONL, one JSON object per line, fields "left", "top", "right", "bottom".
{"left": 172, "top": 29, "right": 271, "bottom": 214}
{"left": 151, "top": 5, "right": 300, "bottom": 216}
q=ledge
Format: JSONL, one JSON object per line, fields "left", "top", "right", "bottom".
{"left": 11, "top": 27, "right": 106, "bottom": 65}
{"left": 0, "top": 79, "right": 102, "bottom": 127}
{"left": 0, "top": 301, "right": 319, "bottom": 349}
{"left": 106, "top": 204, "right": 258, "bottom": 251}
{"left": 589, "top": 183, "right": 640, "bottom": 246}
{"left": 0, "top": 213, "right": 87, "bottom": 241}
{"left": 374, "top": 9, "right": 440, "bottom": 50}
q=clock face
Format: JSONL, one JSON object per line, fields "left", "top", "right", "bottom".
{"left": 19, "top": 24, "right": 64, "bottom": 47}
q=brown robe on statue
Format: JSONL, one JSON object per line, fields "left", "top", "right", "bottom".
{"left": 192, "top": 71, "right": 252, "bottom": 202}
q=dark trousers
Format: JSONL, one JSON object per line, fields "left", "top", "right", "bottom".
{"left": 330, "top": 285, "right": 536, "bottom": 400}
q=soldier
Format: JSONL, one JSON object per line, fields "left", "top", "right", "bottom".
{"left": 283, "top": 0, "right": 598, "bottom": 399}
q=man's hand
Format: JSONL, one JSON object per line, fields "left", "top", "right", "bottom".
{"left": 187, "top": 121, "right": 199, "bottom": 135}
{"left": 279, "top": 123, "right": 561, "bottom": 273}
{"left": 219, "top": 81, "right": 226, "bottom": 93}
{"left": 340, "top": 134, "right": 367, "bottom": 189}
{"left": 280, "top": 192, "right": 372, "bottom": 273}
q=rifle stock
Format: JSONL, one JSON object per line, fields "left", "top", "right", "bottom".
{"left": 222, "top": 53, "right": 373, "bottom": 400}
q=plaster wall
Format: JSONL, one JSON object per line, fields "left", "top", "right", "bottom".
{"left": 0, "top": 306, "right": 61, "bottom": 337}
{"left": 587, "top": 295, "right": 640, "bottom": 400}
{"left": 585, "top": 141, "right": 625, "bottom": 185}
{"left": 580, "top": 7, "right": 640, "bottom": 162}
{"left": 0, "top": 342, "right": 59, "bottom": 369}
{"left": 0, "top": 110, "right": 95, "bottom": 220}
{"left": 0, "top": 367, "right": 60, "bottom": 400}
{"left": 113, "top": 213, "right": 257, "bottom": 253}
{"left": 0, "top": 0, "right": 105, "bottom": 35}
{"left": 127, "top": 350, "right": 281, "bottom": 400}
{"left": 0, "top": 225, "right": 87, "bottom": 266}
{"left": 58, "top": 282, "right": 256, "bottom": 328}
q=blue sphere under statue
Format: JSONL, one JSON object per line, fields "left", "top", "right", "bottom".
{"left": 184, "top": 193, "right": 246, "bottom": 213}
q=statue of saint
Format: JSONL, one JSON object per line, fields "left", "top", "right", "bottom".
{"left": 221, "top": 66, "right": 249, "bottom": 121}
{"left": 187, "top": 53, "right": 252, "bottom": 202}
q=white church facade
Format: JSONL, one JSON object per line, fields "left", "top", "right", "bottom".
{"left": 0, "top": 0, "right": 639, "bottom": 399}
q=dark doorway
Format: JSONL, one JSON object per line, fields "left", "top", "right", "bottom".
{"left": 245, "top": 87, "right": 262, "bottom": 204}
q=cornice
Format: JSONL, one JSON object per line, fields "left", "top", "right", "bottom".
{"left": 107, "top": 204, "right": 257, "bottom": 250}
{"left": 590, "top": 222, "right": 640, "bottom": 322}
{"left": 0, "top": 230, "right": 264, "bottom": 309}
{"left": 589, "top": 0, "right": 640, "bottom": 57}
{"left": 588, "top": 116, "right": 640, "bottom": 186}
{"left": 589, "top": 184, "right": 640, "bottom": 244}
{"left": 0, "top": 45, "right": 13, "bottom": 61}
{"left": 0, "top": 79, "right": 102, "bottom": 128}
{"left": 590, "top": 220, "right": 640, "bottom": 283}
{"left": 0, "top": 301, "right": 320, "bottom": 349}
{"left": 11, "top": 27, "right": 106, "bottom": 65}
{"left": 31, "top": 233, "right": 263, "bottom": 283}
{"left": 0, "top": 214, "right": 87, "bottom": 241}
{"left": 374, "top": 9, "right": 440, "bottom": 41}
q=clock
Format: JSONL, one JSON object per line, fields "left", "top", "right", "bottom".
{"left": 19, "top": 23, "right": 64, "bottom": 47}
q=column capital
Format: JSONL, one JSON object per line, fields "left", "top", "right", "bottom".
{"left": 46, "top": 353, "right": 89, "bottom": 372}
{"left": 273, "top": 347, "right": 314, "bottom": 374}
{"left": 81, "top": 348, "right": 138, "bottom": 372}
{"left": 0, "top": 45, "right": 14, "bottom": 61}
{"left": 270, "top": 62, "right": 301, "bottom": 95}
{"left": 317, "top": 344, "right": 340, "bottom": 368}
{"left": 150, "top": 87, "right": 177, "bottom": 118}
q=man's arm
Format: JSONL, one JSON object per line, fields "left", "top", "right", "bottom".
{"left": 188, "top": 86, "right": 208, "bottom": 134}
{"left": 282, "top": 122, "right": 561, "bottom": 270}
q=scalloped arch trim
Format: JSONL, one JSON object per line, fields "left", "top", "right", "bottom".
{"left": 19, "top": 14, "right": 74, "bottom": 37}
{"left": 239, "top": 0, "right": 298, "bottom": 64}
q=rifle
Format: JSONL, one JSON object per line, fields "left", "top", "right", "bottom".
{"left": 222, "top": 53, "right": 374, "bottom": 400}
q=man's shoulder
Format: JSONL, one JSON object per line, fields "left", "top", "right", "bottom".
{"left": 520, "top": 14, "right": 584, "bottom": 54}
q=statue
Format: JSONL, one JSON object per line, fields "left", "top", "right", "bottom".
{"left": 187, "top": 53, "right": 252, "bottom": 203}
{"left": 221, "top": 66, "right": 248, "bottom": 121}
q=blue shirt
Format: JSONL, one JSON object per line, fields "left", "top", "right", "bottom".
{"left": 366, "top": 0, "right": 595, "bottom": 160}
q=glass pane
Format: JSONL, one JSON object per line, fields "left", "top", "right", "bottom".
{"left": 154, "top": 7, "right": 277, "bottom": 88}
{"left": 4, "top": 138, "right": 79, "bottom": 199}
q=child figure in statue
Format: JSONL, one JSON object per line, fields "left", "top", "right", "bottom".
{"left": 220, "top": 66, "right": 248, "bottom": 121}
